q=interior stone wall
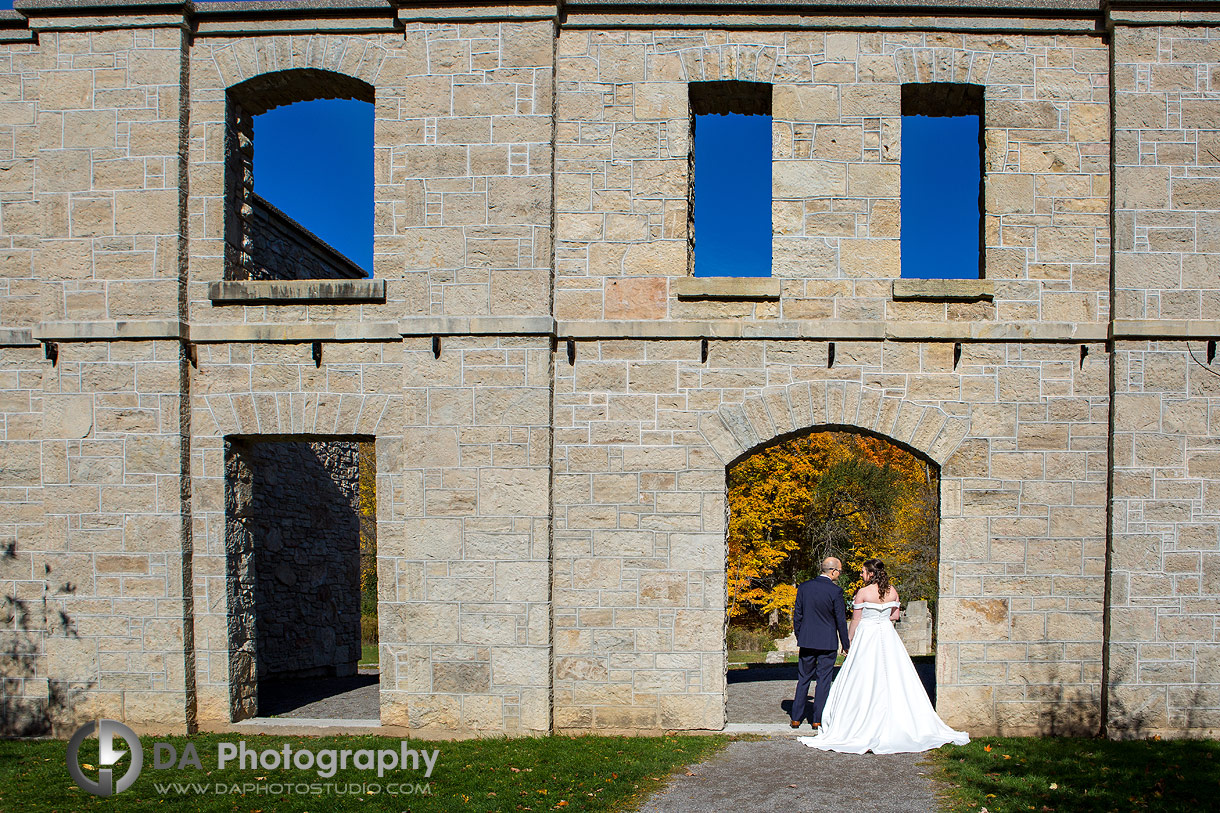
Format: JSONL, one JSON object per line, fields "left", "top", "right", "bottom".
{"left": 224, "top": 439, "right": 363, "bottom": 717}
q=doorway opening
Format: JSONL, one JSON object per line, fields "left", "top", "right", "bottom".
{"left": 724, "top": 428, "right": 940, "bottom": 725}
{"left": 225, "top": 436, "right": 377, "bottom": 721}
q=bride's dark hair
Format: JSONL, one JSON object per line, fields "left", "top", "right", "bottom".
{"left": 863, "top": 558, "right": 893, "bottom": 601}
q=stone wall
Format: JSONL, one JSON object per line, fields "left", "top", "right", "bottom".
{"left": 554, "top": 29, "right": 1109, "bottom": 323}
{"left": 249, "top": 194, "right": 366, "bottom": 281}
{"left": 225, "top": 439, "right": 362, "bottom": 719}
{"left": 0, "top": 1, "right": 1218, "bottom": 740}
{"left": 1109, "top": 21, "right": 1220, "bottom": 738}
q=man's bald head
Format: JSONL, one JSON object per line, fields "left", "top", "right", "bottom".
{"left": 820, "top": 557, "right": 841, "bottom": 575}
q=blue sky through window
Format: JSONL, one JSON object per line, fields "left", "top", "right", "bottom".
{"left": 254, "top": 98, "right": 374, "bottom": 273}
{"left": 693, "top": 112, "right": 772, "bottom": 278}
{"left": 900, "top": 114, "right": 981, "bottom": 279}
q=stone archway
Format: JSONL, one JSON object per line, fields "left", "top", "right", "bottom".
{"left": 699, "top": 380, "right": 971, "bottom": 728}
{"left": 698, "top": 380, "right": 970, "bottom": 471}
{"left": 722, "top": 422, "right": 945, "bottom": 725}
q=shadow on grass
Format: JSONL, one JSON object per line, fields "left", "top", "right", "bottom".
{"left": 933, "top": 736, "right": 1219, "bottom": 813}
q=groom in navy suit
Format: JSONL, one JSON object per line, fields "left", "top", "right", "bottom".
{"left": 790, "top": 557, "right": 851, "bottom": 729}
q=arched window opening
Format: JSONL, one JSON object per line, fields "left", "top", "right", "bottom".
{"left": 225, "top": 69, "right": 374, "bottom": 281}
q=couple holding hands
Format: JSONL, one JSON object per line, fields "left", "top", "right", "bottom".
{"left": 789, "top": 557, "right": 970, "bottom": 754}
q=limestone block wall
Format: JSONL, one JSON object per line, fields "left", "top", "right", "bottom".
{"left": 0, "top": 345, "right": 51, "bottom": 735}
{"left": 0, "top": 38, "right": 39, "bottom": 330}
{"left": 393, "top": 335, "right": 552, "bottom": 735}
{"left": 552, "top": 339, "right": 1109, "bottom": 735}
{"left": 1114, "top": 24, "right": 1220, "bottom": 322}
{"left": 0, "top": 15, "right": 190, "bottom": 735}
{"left": 29, "top": 28, "right": 186, "bottom": 324}
{"left": 1110, "top": 22, "right": 1220, "bottom": 736}
{"left": 554, "top": 30, "right": 1109, "bottom": 324}
{"left": 1111, "top": 343, "right": 1220, "bottom": 735}
{"left": 0, "top": 339, "right": 188, "bottom": 735}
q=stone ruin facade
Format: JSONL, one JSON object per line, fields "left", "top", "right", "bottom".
{"left": 0, "top": 0, "right": 1218, "bottom": 740}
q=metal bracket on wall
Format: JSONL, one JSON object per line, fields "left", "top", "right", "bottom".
{"left": 43, "top": 341, "right": 57, "bottom": 366}
{"left": 432, "top": 336, "right": 441, "bottom": 359}
{"left": 701, "top": 337, "right": 709, "bottom": 363}
{"left": 312, "top": 341, "right": 323, "bottom": 367}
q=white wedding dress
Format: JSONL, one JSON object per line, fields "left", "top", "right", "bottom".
{"left": 799, "top": 601, "right": 970, "bottom": 754}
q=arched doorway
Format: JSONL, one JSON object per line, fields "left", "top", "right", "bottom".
{"left": 725, "top": 427, "right": 940, "bottom": 725}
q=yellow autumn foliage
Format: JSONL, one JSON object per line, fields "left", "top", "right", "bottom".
{"left": 727, "top": 431, "right": 938, "bottom": 627}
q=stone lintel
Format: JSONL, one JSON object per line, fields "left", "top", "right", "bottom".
{"left": 14, "top": 0, "right": 189, "bottom": 30}
{"left": 190, "top": 322, "right": 400, "bottom": 343}
{"left": 892, "top": 279, "right": 995, "bottom": 302}
{"left": 1108, "top": 5, "right": 1220, "bottom": 25}
{"left": 672, "top": 277, "right": 782, "bottom": 301}
{"left": 0, "top": 10, "right": 32, "bottom": 39}
{"left": 33, "top": 320, "right": 187, "bottom": 342}
{"left": 0, "top": 328, "right": 36, "bottom": 346}
{"left": 562, "top": 0, "right": 1100, "bottom": 9}
{"left": 398, "top": 316, "right": 556, "bottom": 336}
{"left": 562, "top": 12, "right": 1101, "bottom": 31}
{"left": 397, "top": 1, "right": 558, "bottom": 22}
{"left": 193, "top": 1, "right": 400, "bottom": 34}
{"left": 208, "top": 279, "right": 385, "bottom": 304}
{"left": 26, "top": 13, "right": 188, "bottom": 30}
{"left": 14, "top": 0, "right": 185, "bottom": 12}
{"left": 195, "top": 15, "right": 400, "bottom": 34}
{"left": 1113, "top": 319, "right": 1220, "bottom": 340}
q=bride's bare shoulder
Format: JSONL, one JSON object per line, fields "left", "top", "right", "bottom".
{"left": 885, "top": 587, "right": 899, "bottom": 603}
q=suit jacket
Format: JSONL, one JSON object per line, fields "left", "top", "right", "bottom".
{"left": 792, "top": 575, "right": 850, "bottom": 651}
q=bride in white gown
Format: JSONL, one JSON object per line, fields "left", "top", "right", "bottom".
{"left": 800, "top": 558, "right": 969, "bottom": 754}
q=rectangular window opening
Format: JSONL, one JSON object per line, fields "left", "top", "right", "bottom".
{"left": 901, "top": 83, "right": 984, "bottom": 280}
{"left": 690, "top": 81, "right": 772, "bottom": 278}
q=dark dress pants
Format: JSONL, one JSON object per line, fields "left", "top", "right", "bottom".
{"left": 790, "top": 647, "right": 836, "bottom": 724}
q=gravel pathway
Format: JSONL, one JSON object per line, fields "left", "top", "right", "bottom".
{"left": 634, "top": 736, "right": 943, "bottom": 813}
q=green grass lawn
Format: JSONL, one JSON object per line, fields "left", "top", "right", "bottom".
{"left": 0, "top": 732, "right": 728, "bottom": 812}
{"left": 360, "top": 643, "right": 378, "bottom": 667}
{"left": 726, "top": 649, "right": 796, "bottom": 667}
{"left": 933, "top": 736, "right": 1220, "bottom": 813}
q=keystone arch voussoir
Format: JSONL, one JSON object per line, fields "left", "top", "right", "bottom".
{"left": 699, "top": 381, "right": 970, "bottom": 469}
